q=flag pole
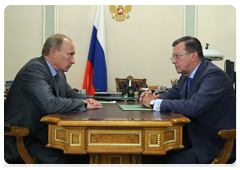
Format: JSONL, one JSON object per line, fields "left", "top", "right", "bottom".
{"left": 87, "top": 75, "right": 89, "bottom": 96}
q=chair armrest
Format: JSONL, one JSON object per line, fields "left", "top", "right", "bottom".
{"left": 218, "top": 129, "right": 236, "bottom": 139}
{"left": 4, "top": 123, "right": 37, "bottom": 164}
{"left": 4, "top": 123, "right": 30, "bottom": 136}
{"left": 211, "top": 129, "right": 236, "bottom": 164}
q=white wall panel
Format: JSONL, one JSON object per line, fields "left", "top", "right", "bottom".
{"left": 4, "top": 5, "right": 43, "bottom": 81}
{"left": 4, "top": 5, "right": 235, "bottom": 92}
{"left": 197, "top": 5, "right": 236, "bottom": 70}
{"left": 57, "top": 5, "right": 183, "bottom": 90}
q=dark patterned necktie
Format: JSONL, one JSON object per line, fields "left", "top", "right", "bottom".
{"left": 54, "top": 73, "right": 59, "bottom": 96}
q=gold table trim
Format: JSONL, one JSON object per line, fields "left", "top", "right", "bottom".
{"left": 164, "top": 129, "right": 177, "bottom": 145}
{"left": 69, "top": 132, "right": 82, "bottom": 147}
{"left": 148, "top": 133, "right": 161, "bottom": 147}
{"left": 88, "top": 131, "right": 142, "bottom": 147}
{"left": 54, "top": 128, "right": 66, "bottom": 144}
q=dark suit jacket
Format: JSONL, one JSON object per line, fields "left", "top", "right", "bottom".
{"left": 4, "top": 56, "right": 87, "bottom": 162}
{"left": 160, "top": 60, "right": 236, "bottom": 163}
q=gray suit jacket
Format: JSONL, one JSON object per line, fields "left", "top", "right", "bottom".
{"left": 160, "top": 60, "right": 236, "bottom": 163}
{"left": 4, "top": 56, "right": 87, "bottom": 162}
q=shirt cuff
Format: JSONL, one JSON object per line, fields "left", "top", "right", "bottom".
{"left": 153, "top": 99, "right": 162, "bottom": 111}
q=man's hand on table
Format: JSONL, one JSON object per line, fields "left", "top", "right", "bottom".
{"left": 86, "top": 98, "right": 103, "bottom": 109}
{"left": 139, "top": 90, "right": 159, "bottom": 108}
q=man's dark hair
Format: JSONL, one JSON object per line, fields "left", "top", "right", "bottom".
{"left": 41, "top": 34, "right": 72, "bottom": 56}
{"left": 172, "top": 36, "right": 204, "bottom": 59}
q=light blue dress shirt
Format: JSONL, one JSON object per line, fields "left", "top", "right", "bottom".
{"left": 45, "top": 59, "right": 57, "bottom": 79}
{"left": 153, "top": 61, "right": 202, "bottom": 111}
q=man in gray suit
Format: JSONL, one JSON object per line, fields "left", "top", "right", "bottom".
{"left": 5, "top": 34, "right": 102, "bottom": 163}
{"left": 140, "top": 36, "right": 236, "bottom": 164}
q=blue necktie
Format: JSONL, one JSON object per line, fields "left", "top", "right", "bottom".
{"left": 187, "top": 77, "right": 192, "bottom": 94}
{"left": 186, "top": 77, "right": 193, "bottom": 147}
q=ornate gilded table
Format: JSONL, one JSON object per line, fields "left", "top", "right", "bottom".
{"left": 40, "top": 103, "right": 190, "bottom": 164}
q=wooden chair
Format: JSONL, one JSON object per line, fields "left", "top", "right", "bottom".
{"left": 4, "top": 91, "right": 37, "bottom": 164}
{"left": 211, "top": 129, "right": 236, "bottom": 164}
{"left": 148, "top": 85, "right": 159, "bottom": 90}
{"left": 115, "top": 75, "right": 146, "bottom": 95}
{"left": 4, "top": 123, "right": 38, "bottom": 164}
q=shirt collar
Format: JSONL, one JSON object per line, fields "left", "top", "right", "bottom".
{"left": 45, "top": 59, "right": 57, "bottom": 78}
{"left": 189, "top": 61, "right": 202, "bottom": 79}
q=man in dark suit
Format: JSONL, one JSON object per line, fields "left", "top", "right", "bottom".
{"left": 140, "top": 36, "right": 236, "bottom": 164}
{"left": 4, "top": 34, "right": 103, "bottom": 164}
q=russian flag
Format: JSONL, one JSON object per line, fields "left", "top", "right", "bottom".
{"left": 83, "top": 5, "right": 107, "bottom": 95}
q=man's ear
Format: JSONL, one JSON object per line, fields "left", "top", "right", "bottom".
{"left": 50, "top": 47, "right": 57, "bottom": 57}
{"left": 192, "top": 51, "right": 198, "bottom": 61}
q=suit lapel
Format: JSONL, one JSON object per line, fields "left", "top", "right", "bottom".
{"left": 187, "top": 60, "right": 208, "bottom": 99}
{"left": 39, "top": 56, "right": 58, "bottom": 96}
{"left": 179, "top": 76, "right": 188, "bottom": 99}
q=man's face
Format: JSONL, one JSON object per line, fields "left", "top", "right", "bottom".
{"left": 172, "top": 42, "right": 193, "bottom": 76}
{"left": 54, "top": 38, "right": 75, "bottom": 72}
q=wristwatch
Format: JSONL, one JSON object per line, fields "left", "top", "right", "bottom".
{"left": 150, "top": 100, "right": 155, "bottom": 109}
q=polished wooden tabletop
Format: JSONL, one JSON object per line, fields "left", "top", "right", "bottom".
{"left": 41, "top": 103, "right": 190, "bottom": 127}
